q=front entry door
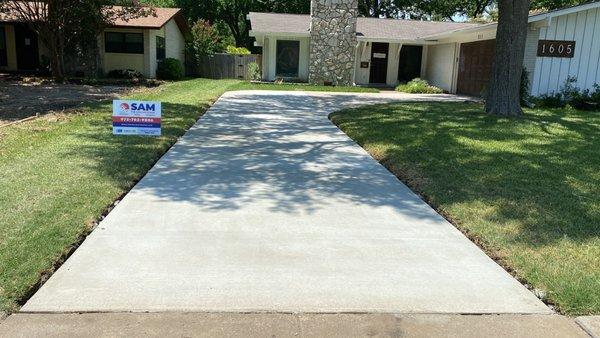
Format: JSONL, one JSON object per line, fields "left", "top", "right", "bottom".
{"left": 369, "top": 42, "right": 389, "bottom": 84}
{"left": 15, "top": 24, "right": 39, "bottom": 71}
{"left": 398, "top": 45, "right": 423, "bottom": 83}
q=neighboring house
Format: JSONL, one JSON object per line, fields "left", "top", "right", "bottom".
{"left": 249, "top": 0, "right": 600, "bottom": 97}
{"left": 0, "top": 5, "right": 189, "bottom": 78}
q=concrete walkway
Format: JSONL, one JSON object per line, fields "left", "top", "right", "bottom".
{"left": 23, "top": 91, "right": 548, "bottom": 314}
{"left": 0, "top": 313, "right": 590, "bottom": 337}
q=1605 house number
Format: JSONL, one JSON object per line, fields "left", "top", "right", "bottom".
{"left": 537, "top": 40, "right": 576, "bottom": 58}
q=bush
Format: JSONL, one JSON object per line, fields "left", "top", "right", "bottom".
{"left": 396, "top": 78, "right": 444, "bottom": 94}
{"left": 535, "top": 93, "right": 566, "bottom": 108}
{"left": 106, "top": 69, "right": 144, "bottom": 80}
{"left": 156, "top": 58, "right": 184, "bottom": 80}
{"left": 533, "top": 76, "right": 600, "bottom": 111}
{"left": 226, "top": 45, "right": 251, "bottom": 55}
{"left": 190, "top": 19, "right": 222, "bottom": 60}
{"left": 591, "top": 84, "right": 600, "bottom": 103}
{"left": 247, "top": 62, "right": 261, "bottom": 81}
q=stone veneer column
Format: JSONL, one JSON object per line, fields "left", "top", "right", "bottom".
{"left": 308, "top": 0, "right": 358, "bottom": 86}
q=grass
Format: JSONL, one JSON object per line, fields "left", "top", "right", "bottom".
{"left": 330, "top": 102, "right": 600, "bottom": 315}
{"left": 0, "top": 78, "right": 383, "bottom": 313}
{"left": 0, "top": 78, "right": 242, "bottom": 312}
{"left": 230, "top": 81, "right": 379, "bottom": 93}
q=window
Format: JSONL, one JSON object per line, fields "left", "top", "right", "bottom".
{"left": 156, "top": 36, "right": 165, "bottom": 61}
{"left": 276, "top": 40, "right": 300, "bottom": 78}
{"left": 0, "top": 27, "right": 7, "bottom": 67}
{"left": 105, "top": 32, "right": 144, "bottom": 54}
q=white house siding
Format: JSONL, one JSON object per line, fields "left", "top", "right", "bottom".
{"left": 424, "top": 43, "right": 457, "bottom": 92}
{"left": 386, "top": 43, "right": 401, "bottom": 86}
{"left": 263, "top": 36, "right": 310, "bottom": 81}
{"left": 354, "top": 41, "right": 371, "bottom": 84}
{"left": 261, "top": 37, "right": 270, "bottom": 80}
{"left": 531, "top": 7, "right": 600, "bottom": 96}
{"left": 523, "top": 27, "right": 540, "bottom": 89}
{"left": 165, "top": 19, "right": 185, "bottom": 64}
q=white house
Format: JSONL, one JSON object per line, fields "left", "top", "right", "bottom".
{"left": 249, "top": 1, "right": 600, "bottom": 97}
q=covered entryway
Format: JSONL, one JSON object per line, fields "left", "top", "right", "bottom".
{"left": 369, "top": 42, "right": 389, "bottom": 84}
{"left": 457, "top": 39, "right": 495, "bottom": 96}
{"left": 398, "top": 45, "right": 423, "bottom": 83}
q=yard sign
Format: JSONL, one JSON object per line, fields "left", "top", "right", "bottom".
{"left": 112, "top": 100, "right": 162, "bottom": 136}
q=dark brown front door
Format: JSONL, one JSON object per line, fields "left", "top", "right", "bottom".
{"left": 398, "top": 45, "right": 423, "bottom": 83}
{"left": 457, "top": 39, "right": 496, "bottom": 96}
{"left": 15, "top": 24, "right": 39, "bottom": 71}
{"left": 369, "top": 42, "right": 389, "bottom": 84}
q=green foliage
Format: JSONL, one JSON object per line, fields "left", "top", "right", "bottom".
{"left": 396, "top": 78, "right": 444, "bottom": 94}
{"left": 534, "top": 76, "right": 600, "bottom": 111}
{"left": 535, "top": 92, "right": 566, "bottom": 108}
{"left": 226, "top": 45, "right": 251, "bottom": 55}
{"left": 106, "top": 69, "right": 144, "bottom": 79}
{"left": 530, "top": 0, "right": 588, "bottom": 10}
{"left": 190, "top": 19, "right": 223, "bottom": 60}
{"left": 247, "top": 62, "right": 261, "bottom": 81}
{"left": 156, "top": 58, "right": 184, "bottom": 80}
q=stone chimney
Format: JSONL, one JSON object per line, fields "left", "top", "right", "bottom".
{"left": 308, "top": 0, "right": 358, "bottom": 86}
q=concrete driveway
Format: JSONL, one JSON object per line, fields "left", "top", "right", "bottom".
{"left": 22, "top": 91, "right": 549, "bottom": 314}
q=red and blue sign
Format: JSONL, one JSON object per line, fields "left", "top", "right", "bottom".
{"left": 112, "top": 100, "right": 162, "bottom": 136}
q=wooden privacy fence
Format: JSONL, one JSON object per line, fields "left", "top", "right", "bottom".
{"left": 198, "top": 54, "right": 262, "bottom": 80}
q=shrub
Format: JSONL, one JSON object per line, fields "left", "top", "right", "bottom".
{"left": 534, "top": 93, "right": 566, "bottom": 108}
{"left": 156, "top": 58, "right": 184, "bottom": 80}
{"left": 190, "top": 19, "right": 222, "bottom": 60}
{"left": 591, "top": 84, "right": 600, "bottom": 104}
{"left": 247, "top": 62, "right": 261, "bottom": 81}
{"left": 226, "top": 45, "right": 251, "bottom": 55}
{"left": 396, "top": 78, "right": 444, "bottom": 94}
{"left": 533, "top": 76, "right": 600, "bottom": 110}
{"left": 106, "top": 69, "right": 144, "bottom": 80}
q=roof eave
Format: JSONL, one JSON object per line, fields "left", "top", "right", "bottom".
{"left": 356, "top": 36, "right": 436, "bottom": 44}
{"left": 421, "top": 23, "right": 497, "bottom": 41}
{"left": 249, "top": 31, "right": 310, "bottom": 38}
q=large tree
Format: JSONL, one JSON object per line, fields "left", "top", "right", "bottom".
{"left": 485, "top": 0, "right": 531, "bottom": 116}
{"left": 0, "top": 0, "right": 147, "bottom": 81}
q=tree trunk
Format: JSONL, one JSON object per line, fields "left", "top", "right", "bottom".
{"left": 485, "top": 0, "right": 531, "bottom": 116}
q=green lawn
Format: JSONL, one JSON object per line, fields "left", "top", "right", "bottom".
{"left": 330, "top": 102, "right": 600, "bottom": 315}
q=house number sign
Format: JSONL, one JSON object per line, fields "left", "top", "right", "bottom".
{"left": 537, "top": 40, "right": 576, "bottom": 58}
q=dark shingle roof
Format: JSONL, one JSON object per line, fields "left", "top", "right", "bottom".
{"left": 248, "top": 12, "right": 480, "bottom": 40}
